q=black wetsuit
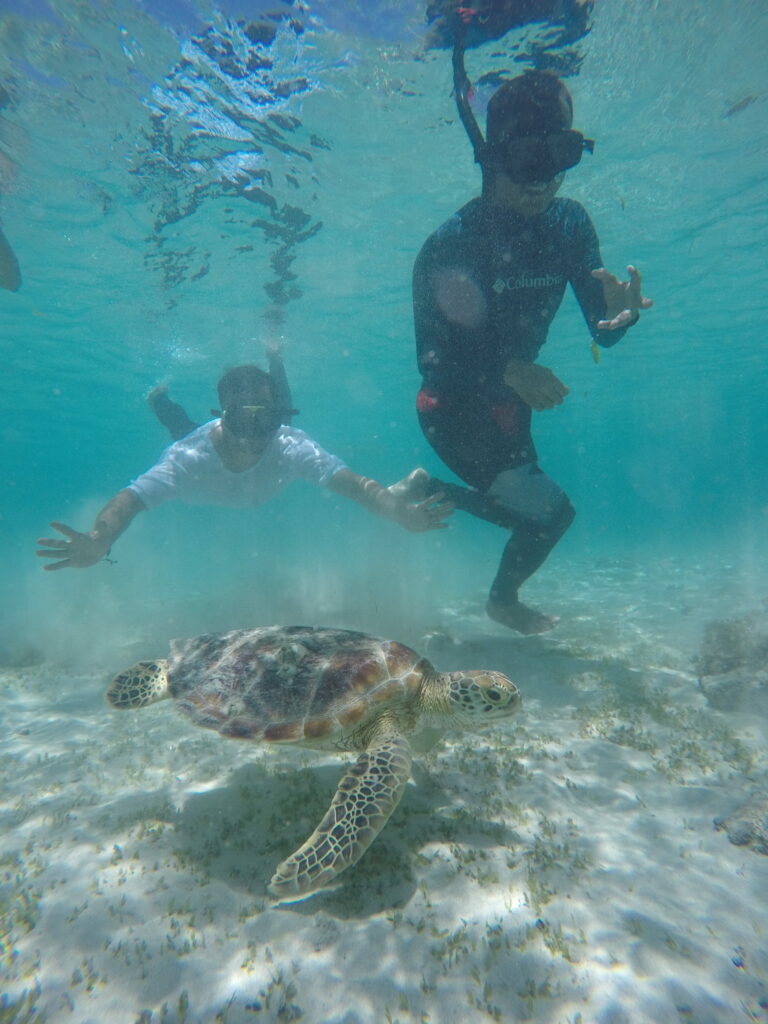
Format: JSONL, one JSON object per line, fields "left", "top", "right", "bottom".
{"left": 413, "top": 195, "right": 629, "bottom": 605}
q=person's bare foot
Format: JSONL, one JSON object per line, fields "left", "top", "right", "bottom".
{"left": 486, "top": 599, "right": 559, "bottom": 635}
{"left": 146, "top": 383, "right": 169, "bottom": 411}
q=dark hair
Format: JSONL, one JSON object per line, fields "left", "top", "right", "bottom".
{"left": 217, "top": 364, "right": 276, "bottom": 408}
{"left": 486, "top": 71, "right": 573, "bottom": 143}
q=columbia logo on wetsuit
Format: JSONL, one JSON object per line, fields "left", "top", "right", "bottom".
{"left": 492, "top": 272, "right": 564, "bottom": 293}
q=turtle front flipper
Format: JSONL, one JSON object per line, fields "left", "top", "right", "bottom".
{"left": 106, "top": 660, "right": 170, "bottom": 709}
{"left": 269, "top": 730, "right": 413, "bottom": 901}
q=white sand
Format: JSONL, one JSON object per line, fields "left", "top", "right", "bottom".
{"left": 2, "top": 555, "right": 768, "bottom": 1024}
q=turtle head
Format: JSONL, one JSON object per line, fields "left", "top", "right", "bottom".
{"left": 444, "top": 670, "right": 521, "bottom": 724}
{"left": 106, "top": 659, "right": 170, "bottom": 709}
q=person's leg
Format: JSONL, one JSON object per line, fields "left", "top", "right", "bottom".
{"left": 265, "top": 346, "right": 296, "bottom": 424}
{"left": 423, "top": 476, "right": 518, "bottom": 528}
{"left": 409, "top": 463, "right": 575, "bottom": 633}
{"left": 416, "top": 396, "right": 574, "bottom": 633}
{"left": 0, "top": 222, "right": 21, "bottom": 292}
{"left": 484, "top": 465, "right": 575, "bottom": 633}
{"left": 147, "top": 385, "right": 199, "bottom": 442}
{"left": 388, "top": 468, "right": 520, "bottom": 526}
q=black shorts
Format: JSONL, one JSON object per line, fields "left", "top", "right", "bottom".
{"left": 417, "top": 387, "right": 536, "bottom": 492}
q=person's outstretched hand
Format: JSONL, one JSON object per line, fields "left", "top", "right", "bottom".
{"left": 392, "top": 493, "right": 454, "bottom": 533}
{"left": 504, "top": 360, "right": 569, "bottom": 411}
{"left": 592, "top": 264, "right": 653, "bottom": 330}
{"left": 36, "top": 521, "right": 111, "bottom": 571}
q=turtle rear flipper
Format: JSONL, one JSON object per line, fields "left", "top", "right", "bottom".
{"left": 269, "top": 729, "right": 412, "bottom": 901}
{"left": 106, "top": 660, "right": 170, "bottom": 709}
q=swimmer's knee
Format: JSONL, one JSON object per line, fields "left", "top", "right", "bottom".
{"left": 489, "top": 465, "right": 573, "bottom": 531}
{"left": 551, "top": 497, "right": 575, "bottom": 538}
{"left": 558, "top": 498, "right": 576, "bottom": 530}
{"left": 522, "top": 497, "right": 574, "bottom": 540}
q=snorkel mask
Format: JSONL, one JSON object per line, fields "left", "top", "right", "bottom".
{"left": 489, "top": 129, "right": 594, "bottom": 185}
{"left": 216, "top": 363, "right": 298, "bottom": 443}
{"left": 222, "top": 400, "right": 282, "bottom": 441}
{"left": 452, "top": 25, "right": 594, "bottom": 184}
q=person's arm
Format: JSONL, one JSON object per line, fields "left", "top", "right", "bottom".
{"left": 413, "top": 240, "right": 445, "bottom": 387}
{"left": 265, "top": 344, "right": 295, "bottom": 423}
{"left": 503, "top": 359, "right": 569, "bottom": 410}
{"left": 147, "top": 385, "right": 199, "bottom": 441}
{"left": 36, "top": 489, "right": 146, "bottom": 571}
{"left": 413, "top": 214, "right": 483, "bottom": 392}
{"left": 568, "top": 203, "right": 652, "bottom": 344}
{"left": 327, "top": 469, "right": 452, "bottom": 533}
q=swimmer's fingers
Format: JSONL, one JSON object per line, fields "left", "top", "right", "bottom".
{"left": 36, "top": 521, "right": 82, "bottom": 560}
{"left": 37, "top": 522, "right": 78, "bottom": 562}
{"left": 597, "top": 309, "right": 635, "bottom": 330}
{"left": 505, "top": 362, "right": 568, "bottom": 410}
{"left": 594, "top": 264, "right": 653, "bottom": 329}
{"left": 406, "top": 493, "right": 454, "bottom": 532}
{"left": 527, "top": 374, "right": 569, "bottom": 410}
{"left": 419, "top": 493, "right": 454, "bottom": 521}
{"left": 545, "top": 375, "right": 570, "bottom": 404}
{"left": 594, "top": 263, "right": 654, "bottom": 308}
{"left": 591, "top": 267, "right": 618, "bottom": 288}
{"left": 37, "top": 553, "right": 74, "bottom": 571}
{"left": 36, "top": 521, "right": 107, "bottom": 570}
{"left": 627, "top": 265, "right": 654, "bottom": 309}
{"left": 36, "top": 541, "right": 75, "bottom": 570}
{"left": 48, "top": 520, "right": 80, "bottom": 540}
{"left": 36, "top": 537, "right": 69, "bottom": 550}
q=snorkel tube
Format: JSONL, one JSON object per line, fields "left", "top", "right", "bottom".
{"left": 450, "top": 9, "right": 595, "bottom": 180}
{"left": 451, "top": 18, "right": 488, "bottom": 165}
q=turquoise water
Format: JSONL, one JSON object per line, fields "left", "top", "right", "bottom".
{"left": 1, "top": 0, "right": 767, "bottom": 652}
{"left": 3, "top": 6, "right": 768, "bottom": 1022}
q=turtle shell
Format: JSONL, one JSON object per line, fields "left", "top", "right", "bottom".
{"left": 167, "top": 626, "right": 432, "bottom": 743}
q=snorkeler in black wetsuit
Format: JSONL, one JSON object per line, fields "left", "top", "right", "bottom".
{"left": 411, "top": 66, "right": 653, "bottom": 635}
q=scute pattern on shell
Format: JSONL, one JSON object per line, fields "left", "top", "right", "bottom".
{"left": 166, "top": 626, "right": 432, "bottom": 743}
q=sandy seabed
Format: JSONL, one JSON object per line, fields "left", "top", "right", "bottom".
{"left": 2, "top": 554, "right": 768, "bottom": 1024}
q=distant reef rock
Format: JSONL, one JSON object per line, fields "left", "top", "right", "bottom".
{"left": 715, "top": 795, "right": 768, "bottom": 855}
{"left": 695, "top": 611, "right": 768, "bottom": 713}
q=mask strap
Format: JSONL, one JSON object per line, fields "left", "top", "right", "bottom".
{"left": 452, "top": 20, "right": 487, "bottom": 165}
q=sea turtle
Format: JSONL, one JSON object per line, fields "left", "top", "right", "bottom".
{"left": 106, "top": 625, "right": 521, "bottom": 900}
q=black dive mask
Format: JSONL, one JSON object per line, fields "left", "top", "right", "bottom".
{"left": 222, "top": 402, "right": 281, "bottom": 441}
{"left": 492, "top": 129, "right": 594, "bottom": 184}
{"left": 451, "top": 26, "right": 595, "bottom": 182}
